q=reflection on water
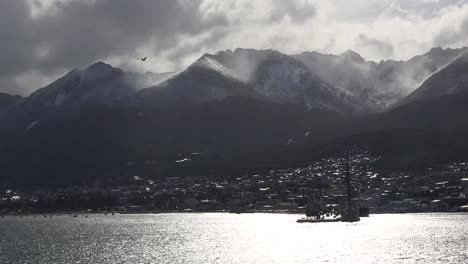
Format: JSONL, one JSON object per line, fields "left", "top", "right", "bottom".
{"left": 0, "top": 213, "right": 467, "bottom": 264}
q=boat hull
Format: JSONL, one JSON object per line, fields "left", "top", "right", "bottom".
{"left": 296, "top": 218, "right": 341, "bottom": 223}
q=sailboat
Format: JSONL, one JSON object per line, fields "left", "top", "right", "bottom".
{"left": 340, "top": 153, "right": 360, "bottom": 222}
{"left": 297, "top": 153, "right": 360, "bottom": 223}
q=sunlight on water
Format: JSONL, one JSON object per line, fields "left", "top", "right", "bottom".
{"left": 0, "top": 213, "right": 467, "bottom": 264}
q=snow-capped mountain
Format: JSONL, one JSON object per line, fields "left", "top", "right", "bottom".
{"left": 15, "top": 62, "right": 170, "bottom": 114}
{"left": 0, "top": 62, "right": 172, "bottom": 138}
{"left": 129, "top": 49, "right": 356, "bottom": 114}
{"left": 214, "top": 48, "right": 358, "bottom": 113}
{"left": 3, "top": 47, "right": 468, "bottom": 188}
{"left": 24, "top": 62, "right": 132, "bottom": 110}
{"left": 243, "top": 49, "right": 356, "bottom": 113}
{"left": 13, "top": 47, "right": 463, "bottom": 117}
{"left": 125, "top": 54, "right": 257, "bottom": 108}
{"left": 294, "top": 50, "right": 381, "bottom": 111}
{"left": 400, "top": 51, "right": 468, "bottom": 105}
{"left": 294, "top": 47, "right": 467, "bottom": 112}
{"left": 376, "top": 47, "right": 467, "bottom": 96}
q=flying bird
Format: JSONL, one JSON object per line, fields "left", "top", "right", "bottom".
{"left": 137, "top": 57, "right": 148, "bottom": 61}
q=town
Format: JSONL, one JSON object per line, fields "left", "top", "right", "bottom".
{"left": 1, "top": 150, "right": 468, "bottom": 216}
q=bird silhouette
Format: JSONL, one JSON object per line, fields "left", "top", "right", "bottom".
{"left": 137, "top": 57, "right": 148, "bottom": 61}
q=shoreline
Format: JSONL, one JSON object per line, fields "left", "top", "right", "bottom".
{"left": 2, "top": 210, "right": 468, "bottom": 217}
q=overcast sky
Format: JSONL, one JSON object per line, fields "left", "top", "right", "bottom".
{"left": 1, "top": 0, "right": 468, "bottom": 95}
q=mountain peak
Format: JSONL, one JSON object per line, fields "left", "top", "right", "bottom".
{"left": 422, "top": 46, "right": 468, "bottom": 60}
{"left": 82, "top": 61, "right": 122, "bottom": 82}
{"left": 85, "top": 61, "right": 115, "bottom": 72}
{"left": 428, "top": 46, "right": 443, "bottom": 55}
{"left": 340, "top": 50, "right": 365, "bottom": 63}
{"left": 189, "top": 54, "right": 241, "bottom": 80}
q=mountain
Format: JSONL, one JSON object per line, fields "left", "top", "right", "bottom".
{"left": 124, "top": 54, "right": 258, "bottom": 108}
{"left": 0, "top": 54, "right": 349, "bottom": 187}
{"left": 2, "top": 47, "right": 468, "bottom": 188}
{"left": 0, "top": 62, "right": 171, "bottom": 137}
{"left": 0, "top": 93, "right": 22, "bottom": 115}
{"left": 294, "top": 47, "right": 467, "bottom": 112}
{"left": 20, "top": 62, "right": 169, "bottom": 112}
{"left": 341, "top": 50, "right": 468, "bottom": 134}
{"left": 399, "top": 51, "right": 468, "bottom": 105}
{"left": 0, "top": 97, "right": 344, "bottom": 188}
{"left": 126, "top": 49, "right": 356, "bottom": 114}
{"left": 294, "top": 51, "right": 468, "bottom": 169}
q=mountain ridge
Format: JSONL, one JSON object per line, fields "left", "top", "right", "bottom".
{"left": 2, "top": 46, "right": 468, "bottom": 187}
{"left": 399, "top": 50, "right": 468, "bottom": 105}
{"left": 123, "top": 48, "right": 357, "bottom": 114}
{"left": 294, "top": 46, "right": 467, "bottom": 112}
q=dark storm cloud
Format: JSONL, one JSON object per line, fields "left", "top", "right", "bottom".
{"left": 164, "top": 0, "right": 317, "bottom": 63}
{"left": 34, "top": 0, "right": 227, "bottom": 69}
{"left": 0, "top": 0, "right": 226, "bottom": 94}
{"left": 0, "top": 0, "right": 320, "bottom": 95}
{"left": 0, "top": 0, "right": 35, "bottom": 77}
{"left": 166, "top": 29, "right": 229, "bottom": 64}
{"left": 2, "top": 0, "right": 468, "bottom": 95}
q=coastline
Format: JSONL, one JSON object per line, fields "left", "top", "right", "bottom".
{"left": 2, "top": 209, "right": 468, "bottom": 217}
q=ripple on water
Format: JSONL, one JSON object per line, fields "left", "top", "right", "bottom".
{"left": 0, "top": 213, "right": 467, "bottom": 264}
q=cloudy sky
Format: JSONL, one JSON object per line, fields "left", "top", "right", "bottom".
{"left": 1, "top": 0, "right": 468, "bottom": 95}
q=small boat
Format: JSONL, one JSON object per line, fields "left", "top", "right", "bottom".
{"left": 229, "top": 208, "right": 247, "bottom": 214}
{"left": 297, "top": 214, "right": 341, "bottom": 223}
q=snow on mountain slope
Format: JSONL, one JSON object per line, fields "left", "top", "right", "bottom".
{"left": 9, "top": 47, "right": 464, "bottom": 118}
{"left": 294, "top": 50, "right": 389, "bottom": 112}
{"left": 30, "top": 65, "right": 126, "bottom": 109}
{"left": 249, "top": 51, "right": 356, "bottom": 113}
{"left": 400, "top": 51, "right": 468, "bottom": 105}
{"left": 125, "top": 55, "right": 256, "bottom": 108}
{"left": 190, "top": 55, "right": 241, "bottom": 81}
{"left": 128, "top": 49, "right": 356, "bottom": 114}
{"left": 294, "top": 50, "right": 377, "bottom": 93}
{"left": 208, "top": 48, "right": 357, "bottom": 113}
{"left": 19, "top": 62, "right": 169, "bottom": 112}
{"left": 376, "top": 47, "right": 467, "bottom": 96}
{"left": 294, "top": 47, "right": 467, "bottom": 112}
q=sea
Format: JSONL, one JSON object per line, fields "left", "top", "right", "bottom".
{"left": 0, "top": 213, "right": 467, "bottom": 264}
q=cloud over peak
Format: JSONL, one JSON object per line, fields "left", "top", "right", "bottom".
{"left": 1, "top": 0, "right": 468, "bottom": 95}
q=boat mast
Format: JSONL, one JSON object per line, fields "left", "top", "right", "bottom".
{"left": 345, "top": 152, "right": 352, "bottom": 212}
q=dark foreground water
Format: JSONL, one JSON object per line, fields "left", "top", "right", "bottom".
{"left": 0, "top": 213, "right": 467, "bottom": 264}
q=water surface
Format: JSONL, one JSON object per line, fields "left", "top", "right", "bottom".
{"left": 1, "top": 213, "right": 467, "bottom": 264}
